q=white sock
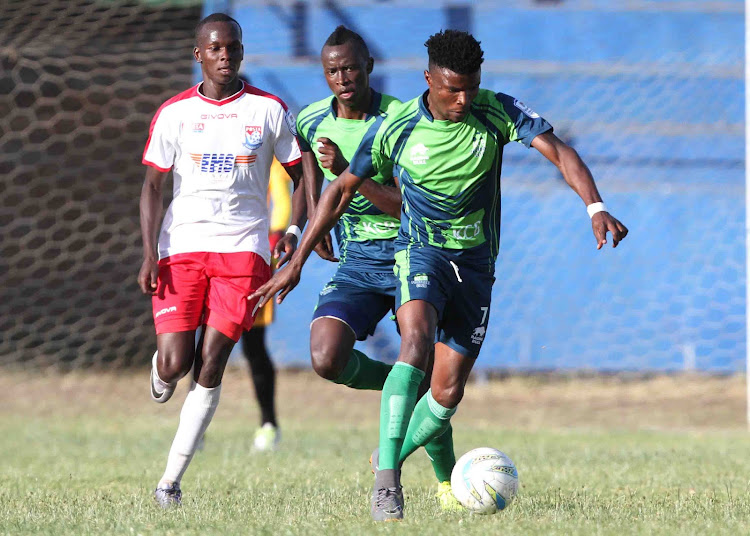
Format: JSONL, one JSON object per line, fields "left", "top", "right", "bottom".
{"left": 159, "top": 382, "right": 221, "bottom": 486}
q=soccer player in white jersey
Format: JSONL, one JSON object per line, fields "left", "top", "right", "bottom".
{"left": 138, "top": 13, "right": 306, "bottom": 508}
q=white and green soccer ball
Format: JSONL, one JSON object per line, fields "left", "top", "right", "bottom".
{"left": 450, "top": 447, "right": 519, "bottom": 514}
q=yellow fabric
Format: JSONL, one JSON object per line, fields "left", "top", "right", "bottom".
{"left": 268, "top": 158, "right": 292, "bottom": 232}
{"left": 253, "top": 158, "right": 293, "bottom": 328}
{"left": 253, "top": 298, "right": 274, "bottom": 328}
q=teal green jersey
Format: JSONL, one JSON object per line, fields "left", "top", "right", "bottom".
{"left": 350, "top": 89, "right": 552, "bottom": 273}
{"left": 296, "top": 90, "right": 402, "bottom": 271}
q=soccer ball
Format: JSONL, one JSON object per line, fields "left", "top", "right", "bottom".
{"left": 450, "top": 447, "right": 519, "bottom": 514}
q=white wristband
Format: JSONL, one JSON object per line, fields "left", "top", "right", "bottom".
{"left": 286, "top": 225, "right": 302, "bottom": 241}
{"left": 586, "top": 202, "right": 608, "bottom": 219}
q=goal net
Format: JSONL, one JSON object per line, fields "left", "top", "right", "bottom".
{"left": 0, "top": 0, "right": 743, "bottom": 373}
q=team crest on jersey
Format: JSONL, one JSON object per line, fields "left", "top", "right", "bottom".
{"left": 513, "top": 99, "right": 540, "bottom": 119}
{"left": 284, "top": 110, "right": 297, "bottom": 136}
{"left": 410, "top": 143, "right": 429, "bottom": 165}
{"left": 192, "top": 122, "right": 205, "bottom": 133}
{"left": 243, "top": 125, "right": 263, "bottom": 150}
{"left": 471, "top": 135, "right": 486, "bottom": 159}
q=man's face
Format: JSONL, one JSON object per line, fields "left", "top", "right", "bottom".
{"left": 194, "top": 21, "right": 244, "bottom": 86}
{"left": 424, "top": 66, "right": 481, "bottom": 122}
{"left": 321, "top": 42, "right": 373, "bottom": 108}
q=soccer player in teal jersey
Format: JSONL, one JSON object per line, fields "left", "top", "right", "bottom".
{"left": 252, "top": 30, "right": 628, "bottom": 521}
{"left": 297, "top": 26, "right": 461, "bottom": 510}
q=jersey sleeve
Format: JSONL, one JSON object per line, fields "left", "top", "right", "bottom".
{"left": 142, "top": 106, "right": 177, "bottom": 171}
{"left": 273, "top": 105, "right": 302, "bottom": 166}
{"left": 494, "top": 92, "right": 553, "bottom": 148}
{"left": 295, "top": 112, "right": 312, "bottom": 153}
{"left": 349, "top": 114, "right": 389, "bottom": 179}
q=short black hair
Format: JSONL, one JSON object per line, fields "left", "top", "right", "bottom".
{"left": 323, "top": 25, "right": 370, "bottom": 60}
{"left": 195, "top": 13, "right": 242, "bottom": 44}
{"left": 425, "top": 30, "right": 484, "bottom": 74}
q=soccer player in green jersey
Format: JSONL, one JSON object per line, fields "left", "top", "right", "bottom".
{"left": 252, "top": 30, "right": 628, "bottom": 521}
{"left": 297, "top": 26, "right": 461, "bottom": 510}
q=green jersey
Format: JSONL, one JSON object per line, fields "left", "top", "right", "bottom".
{"left": 296, "top": 90, "right": 402, "bottom": 271}
{"left": 350, "top": 89, "right": 552, "bottom": 273}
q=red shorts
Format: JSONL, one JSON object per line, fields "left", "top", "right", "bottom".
{"left": 152, "top": 251, "right": 271, "bottom": 342}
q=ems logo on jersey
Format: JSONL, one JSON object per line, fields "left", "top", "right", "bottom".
{"left": 243, "top": 125, "right": 263, "bottom": 150}
{"left": 192, "top": 122, "right": 205, "bottom": 133}
{"left": 410, "top": 143, "right": 429, "bottom": 165}
{"left": 513, "top": 99, "right": 540, "bottom": 119}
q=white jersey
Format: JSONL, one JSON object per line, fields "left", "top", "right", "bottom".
{"left": 142, "top": 81, "right": 301, "bottom": 264}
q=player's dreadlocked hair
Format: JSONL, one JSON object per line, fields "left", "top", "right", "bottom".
{"left": 323, "top": 25, "right": 370, "bottom": 60}
{"left": 195, "top": 13, "right": 242, "bottom": 44}
{"left": 425, "top": 30, "right": 484, "bottom": 74}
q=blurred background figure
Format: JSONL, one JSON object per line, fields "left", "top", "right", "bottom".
{"left": 242, "top": 157, "right": 292, "bottom": 452}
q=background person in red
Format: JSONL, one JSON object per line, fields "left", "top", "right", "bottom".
{"left": 138, "top": 13, "right": 305, "bottom": 508}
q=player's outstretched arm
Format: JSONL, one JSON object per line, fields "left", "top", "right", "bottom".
{"left": 317, "top": 137, "right": 401, "bottom": 218}
{"left": 357, "top": 179, "right": 401, "bottom": 219}
{"left": 302, "top": 150, "right": 337, "bottom": 262}
{"left": 138, "top": 166, "right": 169, "bottom": 295}
{"left": 249, "top": 167, "right": 366, "bottom": 307}
{"left": 531, "top": 131, "right": 628, "bottom": 249}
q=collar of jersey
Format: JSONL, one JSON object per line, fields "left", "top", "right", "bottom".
{"left": 419, "top": 90, "right": 466, "bottom": 127}
{"left": 195, "top": 81, "right": 246, "bottom": 106}
{"left": 329, "top": 89, "right": 382, "bottom": 120}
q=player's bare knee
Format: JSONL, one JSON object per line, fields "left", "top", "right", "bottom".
{"left": 432, "top": 383, "right": 463, "bottom": 408}
{"left": 398, "top": 330, "right": 433, "bottom": 368}
{"left": 158, "top": 352, "right": 193, "bottom": 384}
{"left": 310, "top": 342, "right": 345, "bottom": 380}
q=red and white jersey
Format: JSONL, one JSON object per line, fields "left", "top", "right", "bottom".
{"left": 142, "top": 81, "right": 301, "bottom": 264}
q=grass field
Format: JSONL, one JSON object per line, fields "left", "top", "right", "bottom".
{"left": 1, "top": 369, "right": 750, "bottom": 535}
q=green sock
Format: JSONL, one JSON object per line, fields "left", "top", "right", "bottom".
{"left": 424, "top": 424, "right": 456, "bottom": 483}
{"left": 378, "top": 362, "right": 425, "bottom": 471}
{"left": 332, "top": 349, "right": 392, "bottom": 390}
{"left": 398, "top": 389, "right": 456, "bottom": 480}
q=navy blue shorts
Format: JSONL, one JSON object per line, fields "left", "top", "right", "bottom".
{"left": 393, "top": 248, "right": 494, "bottom": 358}
{"left": 312, "top": 267, "right": 397, "bottom": 341}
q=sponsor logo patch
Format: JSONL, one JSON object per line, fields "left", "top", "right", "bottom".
{"left": 189, "top": 153, "right": 257, "bottom": 172}
{"left": 513, "top": 99, "right": 540, "bottom": 119}
{"left": 412, "top": 274, "right": 430, "bottom": 289}
{"left": 471, "top": 325, "right": 486, "bottom": 345}
{"left": 200, "top": 113, "right": 238, "bottom": 119}
{"left": 155, "top": 306, "right": 177, "bottom": 319}
{"left": 192, "top": 122, "right": 204, "bottom": 132}
{"left": 320, "top": 283, "right": 337, "bottom": 296}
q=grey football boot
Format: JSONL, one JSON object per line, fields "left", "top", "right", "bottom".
{"left": 370, "top": 448, "right": 404, "bottom": 521}
{"left": 154, "top": 482, "right": 182, "bottom": 508}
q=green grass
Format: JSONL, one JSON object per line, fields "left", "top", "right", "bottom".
{"left": 1, "top": 372, "right": 750, "bottom": 535}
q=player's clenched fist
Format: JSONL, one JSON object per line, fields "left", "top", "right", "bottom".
{"left": 138, "top": 257, "right": 159, "bottom": 295}
{"left": 316, "top": 137, "right": 349, "bottom": 176}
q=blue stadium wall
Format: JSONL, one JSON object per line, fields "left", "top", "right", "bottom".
{"left": 205, "top": 1, "right": 744, "bottom": 372}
